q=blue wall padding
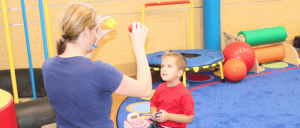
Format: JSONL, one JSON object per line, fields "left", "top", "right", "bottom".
{"left": 147, "top": 49, "right": 224, "bottom": 67}
{"left": 203, "top": 0, "right": 221, "bottom": 51}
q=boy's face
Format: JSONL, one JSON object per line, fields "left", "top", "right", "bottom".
{"left": 160, "top": 56, "right": 182, "bottom": 82}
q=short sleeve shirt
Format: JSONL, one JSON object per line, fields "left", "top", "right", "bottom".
{"left": 150, "top": 82, "right": 194, "bottom": 128}
{"left": 42, "top": 56, "right": 123, "bottom": 128}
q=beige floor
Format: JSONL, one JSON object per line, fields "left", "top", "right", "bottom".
{"left": 111, "top": 93, "right": 128, "bottom": 128}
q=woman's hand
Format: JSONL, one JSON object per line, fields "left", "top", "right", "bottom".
{"left": 96, "top": 14, "right": 114, "bottom": 43}
{"left": 130, "top": 22, "right": 148, "bottom": 50}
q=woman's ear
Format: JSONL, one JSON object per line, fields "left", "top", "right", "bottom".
{"left": 83, "top": 26, "right": 90, "bottom": 39}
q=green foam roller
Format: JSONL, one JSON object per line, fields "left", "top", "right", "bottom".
{"left": 237, "top": 26, "right": 287, "bottom": 46}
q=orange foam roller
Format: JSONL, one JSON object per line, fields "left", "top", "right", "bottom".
{"left": 254, "top": 45, "right": 285, "bottom": 64}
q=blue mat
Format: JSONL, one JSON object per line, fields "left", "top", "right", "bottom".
{"left": 117, "top": 61, "right": 300, "bottom": 128}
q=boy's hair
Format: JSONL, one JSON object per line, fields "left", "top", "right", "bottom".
{"left": 161, "top": 50, "right": 187, "bottom": 72}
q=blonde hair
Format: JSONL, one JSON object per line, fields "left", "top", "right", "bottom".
{"left": 56, "top": 3, "right": 97, "bottom": 55}
{"left": 161, "top": 50, "right": 187, "bottom": 72}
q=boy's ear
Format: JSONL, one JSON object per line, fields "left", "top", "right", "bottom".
{"left": 178, "top": 69, "right": 183, "bottom": 77}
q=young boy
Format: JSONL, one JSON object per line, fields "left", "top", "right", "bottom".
{"left": 149, "top": 50, "right": 195, "bottom": 128}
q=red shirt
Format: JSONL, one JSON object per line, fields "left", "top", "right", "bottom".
{"left": 150, "top": 82, "right": 194, "bottom": 128}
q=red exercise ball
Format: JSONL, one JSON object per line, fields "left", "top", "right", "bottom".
{"left": 223, "top": 58, "right": 247, "bottom": 82}
{"left": 223, "top": 41, "right": 255, "bottom": 72}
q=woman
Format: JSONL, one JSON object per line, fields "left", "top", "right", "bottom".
{"left": 42, "top": 3, "right": 152, "bottom": 128}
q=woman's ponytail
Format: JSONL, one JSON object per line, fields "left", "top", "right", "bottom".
{"left": 56, "top": 3, "right": 96, "bottom": 55}
{"left": 56, "top": 36, "right": 66, "bottom": 55}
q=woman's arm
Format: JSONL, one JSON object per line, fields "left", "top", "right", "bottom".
{"left": 86, "top": 15, "right": 114, "bottom": 59}
{"left": 114, "top": 22, "right": 152, "bottom": 97}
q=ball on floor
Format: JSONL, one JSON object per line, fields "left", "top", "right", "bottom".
{"left": 224, "top": 58, "right": 247, "bottom": 82}
{"left": 223, "top": 41, "right": 255, "bottom": 72}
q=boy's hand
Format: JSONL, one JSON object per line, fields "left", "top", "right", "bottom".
{"left": 151, "top": 112, "right": 157, "bottom": 121}
{"left": 156, "top": 109, "right": 169, "bottom": 123}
